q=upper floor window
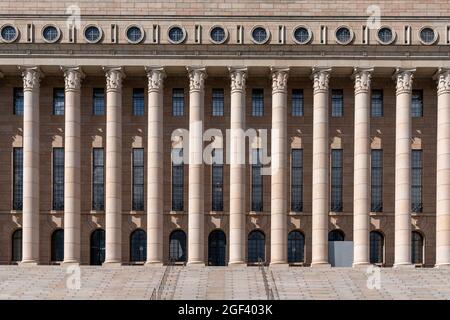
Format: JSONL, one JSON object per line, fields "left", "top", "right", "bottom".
{"left": 92, "top": 148, "right": 105, "bottom": 211}
{"left": 331, "top": 89, "right": 344, "bottom": 117}
{"left": 292, "top": 26, "right": 312, "bottom": 44}
{"left": 93, "top": 88, "right": 105, "bottom": 115}
{"left": 335, "top": 26, "right": 353, "bottom": 45}
{"left": 168, "top": 26, "right": 186, "bottom": 44}
{"left": 52, "top": 148, "right": 64, "bottom": 210}
{"left": 13, "top": 88, "right": 24, "bottom": 116}
{"left": 126, "top": 25, "right": 144, "bottom": 44}
{"left": 371, "top": 149, "right": 383, "bottom": 212}
{"left": 411, "top": 150, "right": 423, "bottom": 213}
{"left": 132, "top": 148, "right": 144, "bottom": 211}
{"left": 412, "top": 90, "right": 423, "bottom": 117}
{"left": 172, "top": 148, "right": 184, "bottom": 211}
{"left": 212, "top": 88, "right": 224, "bottom": 116}
{"left": 419, "top": 27, "right": 437, "bottom": 45}
{"left": 331, "top": 149, "right": 343, "bottom": 212}
{"left": 0, "top": 25, "right": 18, "bottom": 43}
{"left": 172, "top": 88, "right": 184, "bottom": 116}
{"left": 251, "top": 148, "right": 263, "bottom": 212}
{"left": 291, "top": 149, "right": 303, "bottom": 212}
{"left": 371, "top": 89, "right": 383, "bottom": 117}
{"left": 13, "top": 148, "right": 23, "bottom": 211}
{"left": 132, "top": 88, "right": 145, "bottom": 116}
{"left": 42, "top": 25, "right": 60, "bottom": 43}
{"left": 211, "top": 149, "right": 224, "bottom": 212}
{"left": 210, "top": 26, "right": 227, "bottom": 44}
{"left": 252, "top": 89, "right": 264, "bottom": 117}
{"left": 84, "top": 25, "right": 102, "bottom": 43}
{"left": 292, "top": 89, "right": 304, "bottom": 116}
{"left": 377, "top": 27, "right": 395, "bottom": 45}
{"left": 53, "top": 88, "right": 65, "bottom": 115}
{"left": 251, "top": 26, "right": 269, "bottom": 44}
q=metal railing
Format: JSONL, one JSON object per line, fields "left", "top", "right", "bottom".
{"left": 258, "top": 258, "right": 274, "bottom": 300}
{"left": 150, "top": 259, "right": 175, "bottom": 300}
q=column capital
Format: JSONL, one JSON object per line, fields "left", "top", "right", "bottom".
{"left": 270, "top": 67, "right": 289, "bottom": 94}
{"left": 19, "top": 66, "right": 43, "bottom": 91}
{"left": 311, "top": 67, "right": 331, "bottom": 94}
{"left": 187, "top": 66, "right": 207, "bottom": 92}
{"left": 103, "top": 66, "right": 125, "bottom": 92}
{"left": 61, "top": 66, "right": 85, "bottom": 92}
{"left": 352, "top": 67, "right": 373, "bottom": 95}
{"left": 145, "top": 66, "right": 166, "bottom": 93}
{"left": 393, "top": 68, "right": 415, "bottom": 95}
{"left": 229, "top": 67, "right": 247, "bottom": 93}
{"left": 434, "top": 68, "right": 450, "bottom": 96}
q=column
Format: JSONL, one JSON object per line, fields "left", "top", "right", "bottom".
{"left": 20, "top": 67, "right": 42, "bottom": 265}
{"left": 311, "top": 67, "right": 331, "bottom": 266}
{"left": 435, "top": 68, "right": 450, "bottom": 268}
{"left": 228, "top": 67, "right": 247, "bottom": 265}
{"left": 352, "top": 67, "right": 373, "bottom": 266}
{"left": 103, "top": 67, "right": 125, "bottom": 265}
{"left": 145, "top": 67, "right": 166, "bottom": 265}
{"left": 270, "top": 67, "right": 289, "bottom": 265}
{"left": 393, "top": 68, "right": 415, "bottom": 267}
{"left": 187, "top": 66, "right": 207, "bottom": 265}
{"left": 62, "top": 67, "right": 84, "bottom": 264}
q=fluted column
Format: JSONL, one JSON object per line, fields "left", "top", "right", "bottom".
{"left": 435, "top": 68, "right": 450, "bottom": 268}
{"left": 20, "top": 67, "right": 42, "bottom": 265}
{"left": 270, "top": 67, "right": 289, "bottom": 265}
{"left": 187, "top": 67, "right": 207, "bottom": 266}
{"left": 228, "top": 67, "right": 247, "bottom": 265}
{"left": 393, "top": 68, "right": 415, "bottom": 267}
{"left": 62, "top": 67, "right": 84, "bottom": 265}
{"left": 145, "top": 67, "right": 166, "bottom": 265}
{"left": 311, "top": 67, "right": 331, "bottom": 267}
{"left": 352, "top": 67, "right": 373, "bottom": 266}
{"left": 103, "top": 67, "right": 125, "bottom": 265}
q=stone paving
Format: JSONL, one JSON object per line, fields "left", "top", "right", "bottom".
{"left": 0, "top": 265, "right": 449, "bottom": 300}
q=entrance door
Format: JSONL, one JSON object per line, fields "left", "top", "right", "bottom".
{"left": 208, "top": 230, "right": 226, "bottom": 266}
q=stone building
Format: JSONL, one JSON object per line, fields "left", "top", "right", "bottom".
{"left": 0, "top": 0, "right": 449, "bottom": 268}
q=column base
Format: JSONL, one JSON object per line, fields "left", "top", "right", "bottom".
{"left": 393, "top": 263, "right": 415, "bottom": 268}
{"left": 186, "top": 261, "right": 206, "bottom": 267}
{"left": 145, "top": 261, "right": 164, "bottom": 267}
{"left": 19, "top": 260, "right": 39, "bottom": 267}
{"left": 352, "top": 262, "right": 371, "bottom": 268}
{"left": 102, "top": 261, "right": 123, "bottom": 268}
{"left": 228, "top": 261, "right": 247, "bottom": 267}
{"left": 61, "top": 261, "right": 80, "bottom": 267}
{"left": 269, "top": 262, "right": 289, "bottom": 268}
{"left": 434, "top": 263, "right": 450, "bottom": 269}
{"left": 310, "top": 262, "right": 331, "bottom": 268}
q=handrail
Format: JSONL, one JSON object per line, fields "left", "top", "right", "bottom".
{"left": 258, "top": 258, "right": 274, "bottom": 300}
{"left": 150, "top": 259, "right": 175, "bottom": 300}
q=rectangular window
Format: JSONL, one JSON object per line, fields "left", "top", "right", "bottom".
{"left": 53, "top": 88, "right": 65, "bottom": 115}
{"left": 172, "top": 148, "right": 184, "bottom": 211}
{"left": 331, "top": 89, "right": 344, "bottom": 117}
{"left": 292, "top": 89, "right": 304, "bottom": 117}
{"left": 13, "top": 88, "right": 24, "bottom": 116}
{"left": 132, "top": 88, "right": 145, "bottom": 116}
{"left": 93, "top": 88, "right": 105, "bottom": 115}
{"left": 212, "top": 149, "right": 224, "bottom": 211}
{"left": 291, "top": 149, "right": 303, "bottom": 212}
{"left": 172, "top": 88, "right": 184, "bottom": 116}
{"left": 212, "top": 88, "right": 224, "bottom": 116}
{"left": 412, "top": 90, "right": 423, "bottom": 117}
{"left": 251, "top": 149, "right": 263, "bottom": 212}
{"left": 132, "top": 148, "right": 144, "bottom": 211}
{"left": 252, "top": 89, "right": 264, "bottom": 117}
{"left": 371, "top": 149, "right": 383, "bottom": 212}
{"left": 411, "top": 150, "right": 423, "bottom": 213}
{"left": 13, "top": 148, "right": 23, "bottom": 210}
{"left": 371, "top": 89, "right": 383, "bottom": 117}
{"left": 52, "top": 148, "right": 64, "bottom": 210}
{"left": 92, "top": 148, "right": 105, "bottom": 211}
{"left": 331, "top": 149, "right": 343, "bottom": 212}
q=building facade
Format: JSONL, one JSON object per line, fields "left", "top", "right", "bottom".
{"left": 0, "top": 0, "right": 449, "bottom": 267}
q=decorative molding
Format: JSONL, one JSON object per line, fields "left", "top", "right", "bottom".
{"left": 186, "top": 66, "right": 207, "bottom": 92}
{"left": 103, "top": 66, "right": 125, "bottom": 92}
{"left": 311, "top": 67, "right": 331, "bottom": 94}
{"left": 393, "top": 68, "right": 415, "bottom": 95}
{"left": 229, "top": 67, "right": 247, "bottom": 93}
{"left": 61, "top": 66, "right": 84, "bottom": 92}
{"left": 18, "top": 66, "right": 42, "bottom": 91}
{"left": 434, "top": 68, "right": 450, "bottom": 96}
{"left": 271, "top": 67, "right": 289, "bottom": 94}
{"left": 353, "top": 67, "right": 373, "bottom": 94}
{"left": 145, "top": 67, "right": 166, "bottom": 93}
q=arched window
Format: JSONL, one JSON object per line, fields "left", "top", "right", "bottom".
{"left": 208, "top": 230, "right": 226, "bottom": 266}
{"left": 11, "top": 229, "right": 22, "bottom": 263}
{"left": 248, "top": 230, "right": 265, "bottom": 264}
{"left": 328, "top": 229, "right": 345, "bottom": 241}
{"left": 288, "top": 230, "right": 305, "bottom": 264}
{"left": 130, "top": 229, "right": 147, "bottom": 263}
{"left": 370, "top": 231, "right": 384, "bottom": 264}
{"left": 51, "top": 229, "right": 64, "bottom": 263}
{"left": 90, "top": 229, "right": 105, "bottom": 265}
{"left": 169, "top": 230, "right": 187, "bottom": 263}
{"left": 411, "top": 231, "right": 424, "bottom": 265}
